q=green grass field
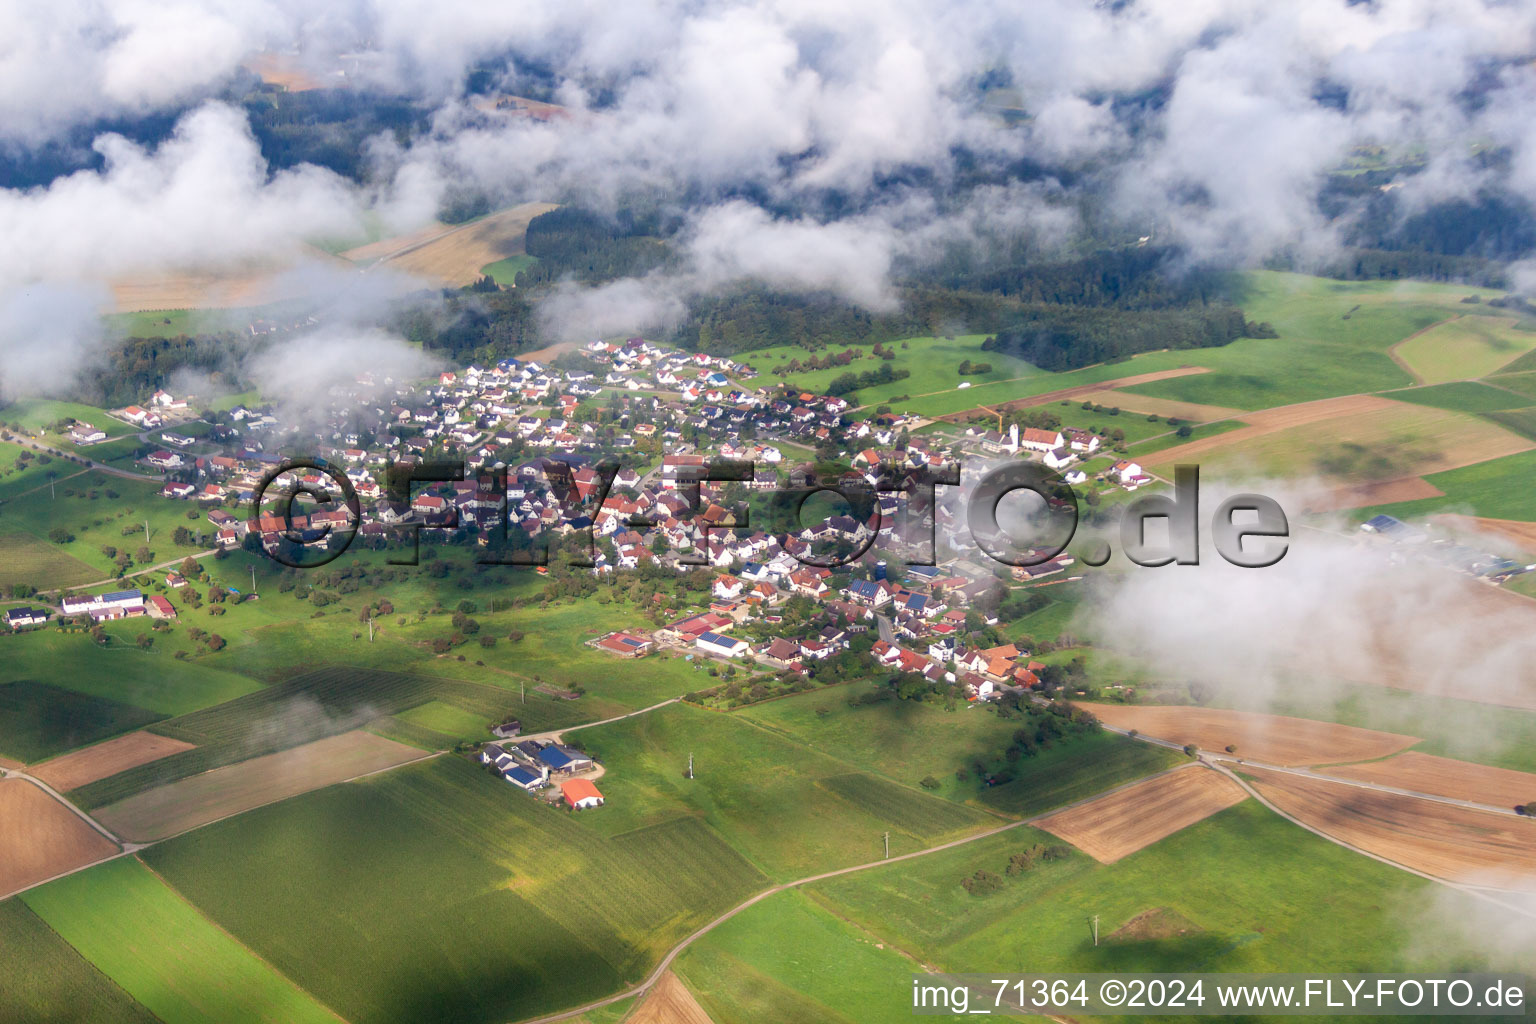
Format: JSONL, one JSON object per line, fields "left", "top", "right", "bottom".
{"left": 0, "top": 628, "right": 262, "bottom": 716}
{"left": 1393, "top": 315, "right": 1536, "bottom": 384}
{"left": 0, "top": 680, "right": 163, "bottom": 763}
{"left": 574, "top": 702, "right": 997, "bottom": 878}
{"left": 1362, "top": 448, "right": 1536, "bottom": 523}
{"left": 1382, "top": 380, "right": 1536, "bottom": 413}
{"left": 677, "top": 889, "right": 970, "bottom": 1024}
{"left": 977, "top": 730, "right": 1184, "bottom": 817}
{"left": 21, "top": 857, "right": 341, "bottom": 1024}
{"left": 0, "top": 899, "right": 161, "bottom": 1024}
{"left": 0, "top": 529, "right": 101, "bottom": 589}
{"left": 143, "top": 756, "right": 768, "bottom": 1024}
{"left": 480, "top": 254, "right": 539, "bottom": 285}
{"left": 0, "top": 399, "right": 135, "bottom": 438}
{"left": 807, "top": 800, "right": 1527, "bottom": 978}
{"left": 393, "top": 699, "right": 491, "bottom": 739}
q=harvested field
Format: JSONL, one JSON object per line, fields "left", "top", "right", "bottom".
{"left": 630, "top": 972, "right": 716, "bottom": 1024}
{"left": 1430, "top": 514, "right": 1536, "bottom": 554}
{"left": 93, "top": 730, "right": 426, "bottom": 842}
{"left": 1245, "top": 766, "right": 1536, "bottom": 891}
{"left": 363, "top": 202, "right": 560, "bottom": 287}
{"left": 935, "top": 366, "right": 1210, "bottom": 423}
{"left": 0, "top": 779, "right": 117, "bottom": 898}
{"left": 30, "top": 732, "right": 196, "bottom": 793}
{"left": 340, "top": 220, "right": 453, "bottom": 264}
{"left": 110, "top": 246, "right": 353, "bottom": 313}
{"left": 1081, "top": 704, "right": 1419, "bottom": 766}
{"left": 1138, "top": 394, "right": 1399, "bottom": 467}
{"left": 1073, "top": 389, "right": 1242, "bottom": 423}
{"left": 1394, "top": 316, "right": 1536, "bottom": 385}
{"left": 1326, "top": 752, "right": 1536, "bottom": 809}
{"left": 1035, "top": 766, "right": 1245, "bottom": 863}
{"left": 1140, "top": 395, "right": 1533, "bottom": 478}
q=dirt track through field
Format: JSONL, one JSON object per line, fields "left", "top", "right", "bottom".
{"left": 1245, "top": 766, "right": 1536, "bottom": 891}
{"left": 1325, "top": 752, "right": 1536, "bottom": 810}
{"left": 93, "top": 730, "right": 427, "bottom": 842}
{"left": 30, "top": 732, "right": 196, "bottom": 792}
{"left": 627, "top": 972, "right": 716, "bottom": 1024}
{"left": 1305, "top": 476, "right": 1444, "bottom": 512}
{"left": 935, "top": 366, "right": 1210, "bottom": 422}
{"left": 1036, "top": 765, "right": 1246, "bottom": 863}
{"left": 0, "top": 778, "right": 118, "bottom": 898}
{"left": 1080, "top": 704, "right": 1418, "bottom": 766}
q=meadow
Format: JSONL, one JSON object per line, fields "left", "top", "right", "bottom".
{"left": 676, "top": 889, "right": 971, "bottom": 1024}
{"left": 1382, "top": 380, "right": 1534, "bottom": 413}
{"left": 0, "top": 398, "right": 136, "bottom": 438}
{"left": 0, "top": 529, "right": 101, "bottom": 589}
{"left": 0, "top": 899, "right": 161, "bottom": 1024}
{"left": 807, "top": 800, "right": 1525, "bottom": 979}
{"left": 0, "top": 680, "right": 163, "bottom": 763}
{"left": 21, "top": 857, "right": 341, "bottom": 1024}
{"left": 0, "top": 628, "right": 262, "bottom": 716}
{"left": 1393, "top": 315, "right": 1536, "bottom": 384}
{"left": 1360, "top": 448, "right": 1536, "bottom": 523}
{"left": 572, "top": 702, "right": 998, "bottom": 878}
{"left": 143, "top": 756, "right": 767, "bottom": 1024}
{"left": 481, "top": 253, "right": 540, "bottom": 285}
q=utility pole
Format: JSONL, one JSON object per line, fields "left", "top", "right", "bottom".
{"left": 250, "top": 565, "right": 256, "bottom": 594}
{"left": 1093, "top": 915, "right": 1099, "bottom": 946}
{"left": 883, "top": 831, "right": 890, "bottom": 860}
{"left": 687, "top": 753, "right": 694, "bottom": 779}
{"left": 520, "top": 680, "right": 525, "bottom": 704}
{"left": 143, "top": 520, "right": 149, "bottom": 543}
{"left": 367, "top": 616, "right": 374, "bottom": 642}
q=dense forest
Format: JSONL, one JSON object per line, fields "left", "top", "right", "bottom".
{"left": 514, "top": 207, "right": 674, "bottom": 286}
{"left": 983, "top": 306, "right": 1266, "bottom": 373}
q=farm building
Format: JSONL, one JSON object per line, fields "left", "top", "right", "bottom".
{"left": 537, "top": 745, "right": 594, "bottom": 774}
{"left": 595, "top": 632, "right": 653, "bottom": 657}
{"left": 561, "top": 778, "right": 604, "bottom": 809}
{"left": 504, "top": 765, "right": 547, "bottom": 791}
{"left": 492, "top": 719, "right": 522, "bottom": 738}
{"left": 61, "top": 590, "right": 144, "bottom": 620}
{"left": 145, "top": 595, "right": 177, "bottom": 619}
{"left": 695, "top": 631, "right": 748, "bottom": 657}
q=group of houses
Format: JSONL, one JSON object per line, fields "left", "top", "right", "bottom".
{"left": 478, "top": 728, "right": 605, "bottom": 809}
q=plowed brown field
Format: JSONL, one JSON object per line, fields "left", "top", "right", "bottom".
{"left": 0, "top": 779, "right": 117, "bottom": 898}
{"left": 29, "top": 732, "right": 195, "bottom": 793}
{"left": 1081, "top": 704, "right": 1419, "bottom": 766}
{"left": 1036, "top": 767, "right": 1246, "bottom": 863}
{"left": 1326, "top": 752, "right": 1536, "bottom": 809}
{"left": 1246, "top": 766, "right": 1536, "bottom": 891}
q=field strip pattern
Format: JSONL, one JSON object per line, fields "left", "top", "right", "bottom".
{"left": 93, "top": 730, "right": 428, "bottom": 842}
{"left": 1079, "top": 704, "right": 1419, "bottom": 766}
{"left": 1034, "top": 764, "right": 1247, "bottom": 863}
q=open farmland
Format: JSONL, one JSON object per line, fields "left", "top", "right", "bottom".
{"left": 143, "top": 756, "right": 767, "bottom": 1024}
{"left": 351, "top": 201, "right": 560, "bottom": 286}
{"left": 1035, "top": 766, "right": 1247, "bottom": 863}
{"left": 930, "top": 365, "right": 1211, "bottom": 422}
{"left": 1430, "top": 513, "right": 1536, "bottom": 553}
{"left": 0, "top": 529, "right": 100, "bottom": 589}
{"left": 628, "top": 972, "right": 716, "bottom": 1024}
{"left": 0, "top": 680, "right": 163, "bottom": 764}
{"left": 1245, "top": 766, "right": 1536, "bottom": 891}
{"left": 1069, "top": 389, "right": 1242, "bottom": 423}
{"left": 0, "top": 629, "right": 263, "bottom": 716}
{"left": 22, "top": 857, "right": 342, "bottom": 1024}
{"left": 805, "top": 800, "right": 1526, "bottom": 982}
{"left": 94, "top": 730, "right": 426, "bottom": 841}
{"left": 0, "top": 900, "right": 161, "bottom": 1024}
{"left": 573, "top": 702, "right": 997, "bottom": 878}
{"left": 108, "top": 246, "right": 353, "bottom": 313}
{"left": 67, "top": 665, "right": 514, "bottom": 808}
{"left": 1082, "top": 704, "right": 1418, "bottom": 765}
{"left": 30, "top": 731, "right": 196, "bottom": 791}
{"left": 1393, "top": 315, "right": 1536, "bottom": 384}
{"left": 1138, "top": 395, "right": 1534, "bottom": 481}
{"left": 0, "top": 779, "right": 118, "bottom": 898}
{"left": 1325, "top": 751, "right": 1536, "bottom": 809}
{"left": 1362, "top": 447, "right": 1536, "bottom": 523}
